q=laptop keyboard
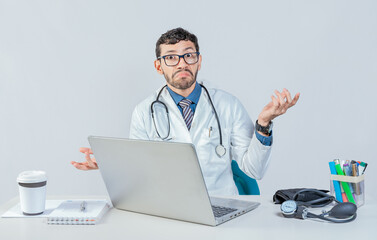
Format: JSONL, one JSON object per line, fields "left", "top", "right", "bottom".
{"left": 211, "top": 205, "right": 238, "bottom": 218}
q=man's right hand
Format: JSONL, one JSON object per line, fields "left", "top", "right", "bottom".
{"left": 71, "top": 147, "right": 98, "bottom": 170}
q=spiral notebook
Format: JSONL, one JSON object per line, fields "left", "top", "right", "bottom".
{"left": 47, "top": 199, "right": 110, "bottom": 225}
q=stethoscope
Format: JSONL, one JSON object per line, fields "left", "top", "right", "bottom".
{"left": 150, "top": 83, "right": 226, "bottom": 158}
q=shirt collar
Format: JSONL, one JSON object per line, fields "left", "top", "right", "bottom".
{"left": 166, "top": 82, "right": 202, "bottom": 105}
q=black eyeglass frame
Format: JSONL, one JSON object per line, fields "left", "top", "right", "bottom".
{"left": 157, "top": 52, "right": 200, "bottom": 66}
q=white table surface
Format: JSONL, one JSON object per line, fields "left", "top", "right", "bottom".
{"left": 1, "top": 195, "right": 376, "bottom": 240}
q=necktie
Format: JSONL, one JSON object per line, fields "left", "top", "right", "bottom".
{"left": 178, "top": 99, "right": 194, "bottom": 130}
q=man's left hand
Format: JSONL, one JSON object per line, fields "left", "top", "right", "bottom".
{"left": 257, "top": 88, "right": 300, "bottom": 126}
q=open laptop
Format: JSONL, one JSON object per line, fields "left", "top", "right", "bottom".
{"left": 88, "top": 136, "right": 260, "bottom": 226}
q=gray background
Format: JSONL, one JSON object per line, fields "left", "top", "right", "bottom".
{"left": 1, "top": 0, "right": 376, "bottom": 205}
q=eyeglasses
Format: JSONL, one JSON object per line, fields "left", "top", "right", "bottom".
{"left": 157, "top": 52, "right": 200, "bottom": 67}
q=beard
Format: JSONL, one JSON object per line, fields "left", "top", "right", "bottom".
{"left": 164, "top": 69, "right": 198, "bottom": 90}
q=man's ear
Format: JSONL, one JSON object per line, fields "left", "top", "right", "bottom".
{"left": 197, "top": 54, "right": 202, "bottom": 71}
{"left": 154, "top": 59, "right": 164, "bottom": 75}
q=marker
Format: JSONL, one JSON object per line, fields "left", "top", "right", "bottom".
{"left": 341, "top": 193, "right": 348, "bottom": 203}
{"left": 329, "top": 161, "right": 343, "bottom": 202}
{"left": 357, "top": 161, "right": 368, "bottom": 174}
{"left": 339, "top": 184, "right": 348, "bottom": 202}
{"left": 342, "top": 162, "right": 354, "bottom": 193}
{"left": 334, "top": 159, "right": 355, "bottom": 204}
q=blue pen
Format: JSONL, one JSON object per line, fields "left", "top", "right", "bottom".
{"left": 329, "top": 161, "right": 343, "bottom": 202}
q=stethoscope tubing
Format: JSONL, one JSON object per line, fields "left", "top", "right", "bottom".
{"left": 150, "top": 84, "right": 225, "bottom": 156}
{"left": 151, "top": 100, "right": 170, "bottom": 140}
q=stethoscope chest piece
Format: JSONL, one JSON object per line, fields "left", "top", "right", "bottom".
{"left": 216, "top": 144, "right": 226, "bottom": 157}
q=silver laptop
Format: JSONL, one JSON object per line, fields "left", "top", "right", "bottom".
{"left": 88, "top": 136, "right": 260, "bottom": 226}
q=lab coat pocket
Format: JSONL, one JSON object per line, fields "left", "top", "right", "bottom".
{"left": 200, "top": 127, "right": 231, "bottom": 161}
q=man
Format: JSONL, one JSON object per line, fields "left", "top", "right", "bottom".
{"left": 71, "top": 27, "right": 299, "bottom": 195}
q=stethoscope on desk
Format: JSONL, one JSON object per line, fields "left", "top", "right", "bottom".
{"left": 150, "top": 83, "right": 226, "bottom": 158}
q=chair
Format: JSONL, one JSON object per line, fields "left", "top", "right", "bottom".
{"left": 231, "top": 160, "right": 260, "bottom": 195}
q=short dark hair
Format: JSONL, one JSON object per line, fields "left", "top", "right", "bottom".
{"left": 155, "top": 27, "right": 199, "bottom": 58}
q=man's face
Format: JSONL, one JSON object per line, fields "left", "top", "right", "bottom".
{"left": 154, "top": 40, "right": 202, "bottom": 91}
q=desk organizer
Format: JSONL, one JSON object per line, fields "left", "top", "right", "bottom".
{"left": 330, "top": 174, "right": 365, "bottom": 207}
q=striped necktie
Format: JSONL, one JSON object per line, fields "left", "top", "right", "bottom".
{"left": 178, "top": 99, "right": 194, "bottom": 130}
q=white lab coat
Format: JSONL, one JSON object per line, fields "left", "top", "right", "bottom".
{"left": 129, "top": 86, "right": 272, "bottom": 196}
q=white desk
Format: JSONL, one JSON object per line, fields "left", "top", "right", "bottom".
{"left": 1, "top": 195, "right": 376, "bottom": 240}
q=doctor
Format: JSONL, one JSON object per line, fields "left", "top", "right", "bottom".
{"left": 71, "top": 27, "right": 300, "bottom": 195}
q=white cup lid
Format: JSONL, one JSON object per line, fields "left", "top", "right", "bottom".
{"left": 17, "top": 171, "right": 47, "bottom": 183}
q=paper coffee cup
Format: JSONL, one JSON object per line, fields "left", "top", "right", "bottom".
{"left": 17, "top": 171, "right": 47, "bottom": 215}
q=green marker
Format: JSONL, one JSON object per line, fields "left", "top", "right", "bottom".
{"left": 334, "top": 159, "right": 355, "bottom": 204}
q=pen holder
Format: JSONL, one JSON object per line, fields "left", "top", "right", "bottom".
{"left": 330, "top": 174, "right": 365, "bottom": 207}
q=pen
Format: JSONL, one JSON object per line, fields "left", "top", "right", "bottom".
{"left": 80, "top": 201, "right": 87, "bottom": 212}
{"left": 209, "top": 126, "right": 212, "bottom": 137}
{"left": 352, "top": 163, "right": 361, "bottom": 195}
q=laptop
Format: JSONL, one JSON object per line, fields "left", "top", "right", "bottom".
{"left": 88, "top": 136, "right": 260, "bottom": 226}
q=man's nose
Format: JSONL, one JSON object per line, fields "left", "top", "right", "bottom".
{"left": 176, "top": 56, "right": 188, "bottom": 68}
